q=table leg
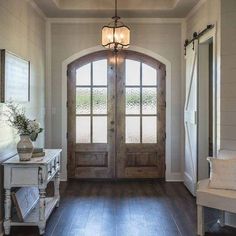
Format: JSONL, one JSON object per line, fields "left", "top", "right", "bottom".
{"left": 197, "top": 205, "right": 205, "bottom": 236}
{"left": 38, "top": 188, "right": 46, "bottom": 235}
{"left": 3, "top": 189, "right": 11, "bottom": 235}
{"left": 54, "top": 171, "right": 60, "bottom": 207}
{"left": 219, "top": 210, "right": 225, "bottom": 227}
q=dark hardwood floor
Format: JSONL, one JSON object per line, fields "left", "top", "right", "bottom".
{"left": 9, "top": 180, "right": 236, "bottom": 236}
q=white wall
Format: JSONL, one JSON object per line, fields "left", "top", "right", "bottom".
{"left": 219, "top": 0, "right": 236, "bottom": 226}
{"left": 186, "top": 0, "right": 220, "bottom": 39}
{"left": 220, "top": 0, "right": 236, "bottom": 150}
{"left": 0, "top": 0, "right": 46, "bottom": 233}
{"left": 48, "top": 19, "right": 183, "bottom": 181}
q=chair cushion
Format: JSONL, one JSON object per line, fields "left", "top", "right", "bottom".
{"left": 207, "top": 157, "right": 236, "bottom": 190}
{"left": 197, "top": 179, "right": 236, "bottom": 213}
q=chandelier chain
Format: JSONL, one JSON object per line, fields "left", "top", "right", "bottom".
{"left": 115, "top": 0, "right": 117, "bottom": 18}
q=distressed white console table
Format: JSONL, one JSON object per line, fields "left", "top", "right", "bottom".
{"left": 3, "top": 149, "right": 62, "bottom": 235}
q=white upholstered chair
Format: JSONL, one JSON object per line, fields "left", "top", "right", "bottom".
{"left": 196, "top": 150, "right": 236, "bottom": 236}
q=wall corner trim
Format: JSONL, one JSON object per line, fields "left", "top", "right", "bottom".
{"left": 28, "top": 0, "right": 47, "bottom": 20}
{"left": 45, "top": 21, "right": 52, "bottom": 148}
{"left": 185, "top": 0, "right": 207, "bottom": 20}
{"left": 166, "top": 172, "right": 183, "bottom": 182}
{"left": 48, "top": 18, "right": 184, "bottom": 24}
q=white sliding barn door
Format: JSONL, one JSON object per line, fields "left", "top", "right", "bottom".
{"left": 184, "top": 40, "right": 198, "bottom": 196}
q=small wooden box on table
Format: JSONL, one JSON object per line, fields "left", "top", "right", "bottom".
{"left": 3, "top": 149, "right": 62, "bottom": 235}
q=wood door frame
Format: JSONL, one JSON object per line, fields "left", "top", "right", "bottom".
{"left": 61, "top": 46, "right": 173, "bottom": 181}
{"left": 198, "top": 28, "right": 217, "bottom": 157}
{"left": 67, "top": 50, "right": 166, "bottom": 179}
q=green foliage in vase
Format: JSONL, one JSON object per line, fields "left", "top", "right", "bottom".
{"left": 3, "top": 102, "right": 43, "bottom": 141}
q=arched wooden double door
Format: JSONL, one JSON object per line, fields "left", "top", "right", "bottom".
{"left": 67, "top": 51, "right": 166, "bottom": 179}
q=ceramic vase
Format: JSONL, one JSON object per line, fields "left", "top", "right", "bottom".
{"left": 17, "top": 135, "right": 34, "bottom": 161}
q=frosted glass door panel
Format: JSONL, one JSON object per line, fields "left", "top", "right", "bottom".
{"left": 76, "top": 116, "right": 91, "bottom": 143}
{"left": 142, "top": 64, "right": 157, "bottom": 85}
{"left": 126, "top": 88, "right": 140, "bottom": 114}
{"left": 76, "top": 59, "right": 108, "bottom": 144}
{"left": 76, "top": 88, "right": 91, "bottom": 114}
{"left": 93, "top": 60, "right": 107, "bottom": 85}
{"left": 142, "top": 88, "right": 157, "bottom": 114}
{"left": 142, "top": 116, "right": 157, "bottom": 143}
{"left": 76, "top": 63, "right": 91, "bottom": 85}
{"left": 126, "top": 117, "right": 140, "bottom": 143}
{"left": 125, "top": 60, "right": 140, "bottom": 85}
{"left": 124, "top": 59, "right": 158, "bottom": 144}
{"left": 93, "top": 117, "right": 107, "bottom": 143}
{"left": 93, "top": 88, "right": 107, "bottom": 114}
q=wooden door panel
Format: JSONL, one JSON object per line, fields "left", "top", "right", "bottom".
{"left": 75, "top": 152, "right": 108, "bottom": 167}
{"left": 74, "top": 167, "right": 111, "bottom": 178}
{"left": 125, "top": 166, "right": 163, "bottom": 178}
{"left": 67, "top": 51, "right": 115, "bottom": 179}
{"left": 126, "top": 154, "right": 158, "bottom": 167}
{"left": 116, "top": 51, "right": 166, "bottom": 179}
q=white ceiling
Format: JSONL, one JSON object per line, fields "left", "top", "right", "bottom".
{"left": 33, "top": 0, "right": 200, "bottom": 18}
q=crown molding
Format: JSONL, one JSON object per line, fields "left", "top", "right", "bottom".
{"left": 27, "top": 0, "right": 47, "bottom": 20}
{"left": 48, "top": 17, "right": 184, "bottom": 24}
{"left": 185, "top": 0, "right": 207, "bottom": 20}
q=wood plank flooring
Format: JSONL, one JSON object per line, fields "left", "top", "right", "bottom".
{"left": 9, "top": 180, "right": 236, "bottom": 236}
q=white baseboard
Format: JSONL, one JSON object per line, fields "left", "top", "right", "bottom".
{"left": 60, "top": 171, "right": 67, "bottom": 181}
{"left": 60, "top": 177, "right": 67, "bottom": 182}
{"left": 60, "top": 173, "right": 184, "bottom": 182}
{"left": 184, "top": 172, "right": 196, "bottom": 196}
{"left": 166, "top": 172, "right": 183, "bottom": 182}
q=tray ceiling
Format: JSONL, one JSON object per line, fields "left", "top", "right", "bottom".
{"left": 33, "top": 0, "right": 200, "bottom": 18}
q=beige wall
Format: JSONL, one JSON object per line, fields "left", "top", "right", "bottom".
{"left": 218, "top": 0, "right": 236, "bottom": 226}
{"left": 186, "top": 0, "right": 220, "bottom": 39}
{"left": 49, "top": 20, "right": 183, "bottom": 180}
{"left": 185, "top": 0, "right": 221, "bottom": 152}
{"left": 186, "top": 0, "right": 236, "bottom": 226}
{"left": 186, "top": 0, "right": 236, "bottom": 151}
{"left": 0, "top": 0, "right": 46, "bottom": 233}
{"left": 220, "top": 0, "right": 236, "bottom": 150}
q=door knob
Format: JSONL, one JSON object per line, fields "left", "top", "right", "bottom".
{"left": 110, "top": 121, "right": 115, "bottom": 125}
{"left": 109, "top": 128, "right": 115, "bottom": 132}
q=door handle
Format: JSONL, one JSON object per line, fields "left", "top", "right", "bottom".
{"left": 109, "top": 128, "right": 115, "bottom": 132}
{"left": 110, "top": 121, "right": 115, "bottom": 125}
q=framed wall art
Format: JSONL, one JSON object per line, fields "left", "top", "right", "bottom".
{"left": 0, "top": 50, "right": 30, "bottom": 102}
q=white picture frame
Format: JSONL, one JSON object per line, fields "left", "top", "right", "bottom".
{"left": 0, "top": 50, "right": 30, "bottom": 102}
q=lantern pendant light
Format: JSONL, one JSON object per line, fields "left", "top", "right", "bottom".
{"left": 102, "top": 0, "right": 130, "bottom": 52}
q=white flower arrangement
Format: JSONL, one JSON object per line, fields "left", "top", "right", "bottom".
{"left": 4, "top": 102, "right": 43, "bottom": 141}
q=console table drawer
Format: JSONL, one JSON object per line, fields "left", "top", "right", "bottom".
{"left": 11, "top": 167, "right": 39, "bottom": 186}
{"left": 47, "top": 154, "right": 60, "bottom": 181}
